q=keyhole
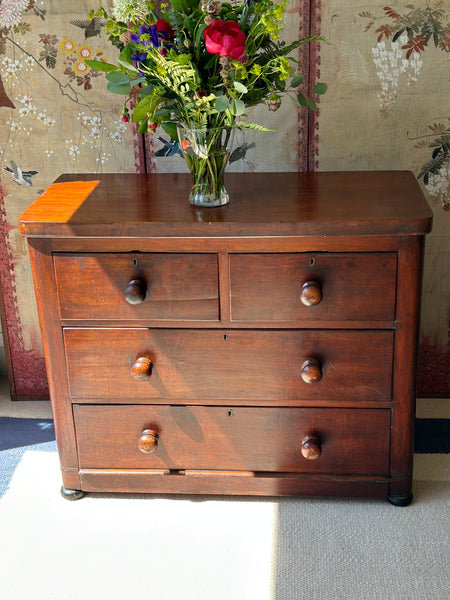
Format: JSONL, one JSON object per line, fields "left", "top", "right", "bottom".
{"left": 132, "top": 258, "right": 138, "bottom": 267}
{"left": 228, "top": 409, "right": 234, "bottom": 417}
{"left": 309, "top": 258, "right": 316, "bottom": 267}
{"left": 223, "top": 334, "right": 228, "bottom": 341}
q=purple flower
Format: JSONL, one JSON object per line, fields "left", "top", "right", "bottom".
{"left": 131, "top": 24, "right": 160, "bottom": 48}
{"left": 131, "top": 52, "right": 148, "bottom": 73}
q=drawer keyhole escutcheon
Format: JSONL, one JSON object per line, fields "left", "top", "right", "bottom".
{"left": 301, "top": 358, "right": 322, "bottom": 384}
{"left": 138, "top": 429, "right": 159, "bottom": 454}
{"left": 301, "top": 435, "right": 322, "bottom": 460}
{"left": 131, "top": 356, "right": 153, "bottom": 381}
{"left": 300, "top": 281, "right": 322, "bottom": 306}
{"left": 124, "top": 279, "right": 146, "bottom": 305}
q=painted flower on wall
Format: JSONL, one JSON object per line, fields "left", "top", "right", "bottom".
{"left": 360, "top": 3, "right": 450, "bottom": 117}
{"left": 0, "top": 6, "right": 131, "bottom": 171}
{"left": 359, "top": 2, "right": 449, "bottom": 211}
{"left": 60, "top": 38, "right": 76, "bottom": 55}
{"left": 0, "top": 0, "right": 29, "bottom": 29}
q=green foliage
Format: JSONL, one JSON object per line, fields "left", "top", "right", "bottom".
{"left": 88, "top": 0, "right": 328, "bottom": 132}
{"left": 85, "top": 59, "right": 118, "bottom": 72}
{"left": 313, "top": 82, "right": 327, "bottom": 95}
{"left": 235, "top": 121, "right": 273, "bottom": 132}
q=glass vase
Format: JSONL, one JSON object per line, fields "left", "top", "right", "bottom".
{"left": 177, "top": 125, "right": 234, "bottom": 207}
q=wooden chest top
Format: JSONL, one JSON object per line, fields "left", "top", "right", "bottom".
{"left": 18, "top": 171, "right": 432, "bottom": 239}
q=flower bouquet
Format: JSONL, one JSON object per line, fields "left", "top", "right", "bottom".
{"left": 87, "top": 0, "right": 327, "bottom": 206}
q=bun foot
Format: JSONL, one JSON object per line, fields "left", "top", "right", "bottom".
{"left": 388, "top": 494, "right": 413, "bottom": 507}
{"left": 60, "top": 486, "right": 84, "bottom": 501}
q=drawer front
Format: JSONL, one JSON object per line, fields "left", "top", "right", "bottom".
{"left": 54, "top": 253, "right": 219, "bottom": 321}
{"left": 64, "top": 328, "right": 393, "bottom": 402}
{"left": 74, "top": 404, "right": 390, "bottom": 474}
{"left": 230, "top": 252, "right": 397, "bottom": 322}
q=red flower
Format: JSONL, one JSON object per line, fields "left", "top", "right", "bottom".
{"left": 204, "top": 20, "right": 246, "bottom": 59}
{"left": 156, "top": 19, "right": 174, "bottom": 41}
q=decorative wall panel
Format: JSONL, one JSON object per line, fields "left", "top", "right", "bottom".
{"left": 0, "top": 0, "right": 448, "bottom": 399}
{"left": 0, "top": 1, "right": 137, "bottom": 399}
{"left": 317, "top": 0, "right": 449, "bottom": 395}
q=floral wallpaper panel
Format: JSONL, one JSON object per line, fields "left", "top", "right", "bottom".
{"left": 317, "top": 0, "right": 449, "bottom": 395}
{"left": 0, "top": 0, "right": 137, "bottom": 399}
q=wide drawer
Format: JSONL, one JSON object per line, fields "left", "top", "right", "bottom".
{"left": 64, "top": 328, "right": 393, "bottom": 402}
{"left": 54, "top": 252, "right": 219, "bottom": 320}
{"left": 73, "top": 405, "right": 390, "bottom": 474}
{"left": 229, "top": 252, "right": 397, "bottom": 322}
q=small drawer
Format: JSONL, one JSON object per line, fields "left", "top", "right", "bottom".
{"left": 74, "top": 404, "right": 390, "bottom": 475}
{"left": 54, "top": 252, "right": 219, "bottom": 321}
{"left": 64, "top": 328, "right": 393, "bottom": 402}
{"left": 229, "top": 252, "right": 397, "bottom": 322}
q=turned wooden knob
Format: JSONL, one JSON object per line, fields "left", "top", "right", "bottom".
{"left": 138, "top": 429, "right": 158, "bottom": 453}
{"left": 300, "top": 280, "right": 322, "bottom": 306}
{"left": 124, "top": 279, "right": 146, "bottom": 305}
{"left": 301, "top": 435, "right": 322, "bottom": 460}
{"left": 131, "top": 356, "right": 153, "bottom": 381}
{"left": 301, "top": 358, "right": 322, "bottom": 384}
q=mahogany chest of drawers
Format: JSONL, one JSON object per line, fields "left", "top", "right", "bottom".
{"left": 19, "top": 171, "right": 432, "bottom": 504}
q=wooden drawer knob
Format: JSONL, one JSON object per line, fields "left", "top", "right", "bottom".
{"left": 300, "top": 281, "right": 322, "bottom": 306}
{"left": 124, "top": 279, "right": 146, "bottom": 305}
{"left": 301, "top": 358, "right": 322, "bottom": 383}
{"left": 138, "top": 429, "right": 158, "bottom": 453}
{"left": 301, "top": 435, "right": 322, "bottom": 460}
{"left": 131, "top": 356, "right": 153, "bottom": 381}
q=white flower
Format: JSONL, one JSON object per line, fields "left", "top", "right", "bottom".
{"left": 68, "top": 144, "right": 80, "bottom": 157}
{"left": 19, "top": 94, "right": 32, "bottom": 105}
{"left": 4, "top": 59, "right": 21, "bottom": 77}
{"left": 109, "top": 121, "right": 126, "bottom": 142}
{"left": 37, "top": 112, "right": 56, "bottom": 127}
{"left": 9, "top": 0, "right": 29, "bottom": 10}
{"left": 425, "top": 165, "right": 450, "bottom": 210}
{"left": 96, "top": 152, "right": 112, "bottom": 164}
{"left": 113, "top": 0, "right": 149, "bottom": 22}
{"left": 0, "top": 3, "right": 22, "bottom": 28}
{"left": 24, "top": 56, "right": 34, "bottom": 69}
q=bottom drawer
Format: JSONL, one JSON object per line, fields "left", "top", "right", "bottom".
{"left": 74, "top": 405, "right": 390, "bottom": 476}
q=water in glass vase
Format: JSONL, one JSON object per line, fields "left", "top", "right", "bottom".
{"left": 177, "top": 126, "right": 234, "bottom": 207}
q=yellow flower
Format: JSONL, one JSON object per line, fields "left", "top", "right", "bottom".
{"left": 60, "top": 38, "right": 76, "bottom": 55}
{"left": 77, "top": 45, "right": 94, "bottom": 60}
{"left": 73, "top": 60, "right": 90, "bottom": 76}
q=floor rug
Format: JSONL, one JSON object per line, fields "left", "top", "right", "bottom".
{"left": 0, "top": 417, "right": 56, "bottom": 497}
{"left": 415, "top": 418, "right": 450, "bottom": 453}
{"left": 0, "top": 451, "right": 448, "bottom": 600}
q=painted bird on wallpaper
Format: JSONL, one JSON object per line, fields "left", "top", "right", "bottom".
{"left": 3, "top": 161, "right": 38, "bottom": 186}
{"left": 70, "top": 17, "right": 106, "bottom": 39}
{"left": 229, "top": 142, "right": 256, "bottom": 163}
{"left": 155, "top": 137, "right": 183, "bottom": 157}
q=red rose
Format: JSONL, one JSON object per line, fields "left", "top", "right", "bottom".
{"left": 204, "top": 20, "right": 246, "bottom": 59}
{"left": 156, "top": 19, "right": 174, "bottom": 41}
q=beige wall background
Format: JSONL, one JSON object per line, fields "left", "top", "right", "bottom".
{"left": 0, "top": 0, "right": 448, "bottom": 398}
